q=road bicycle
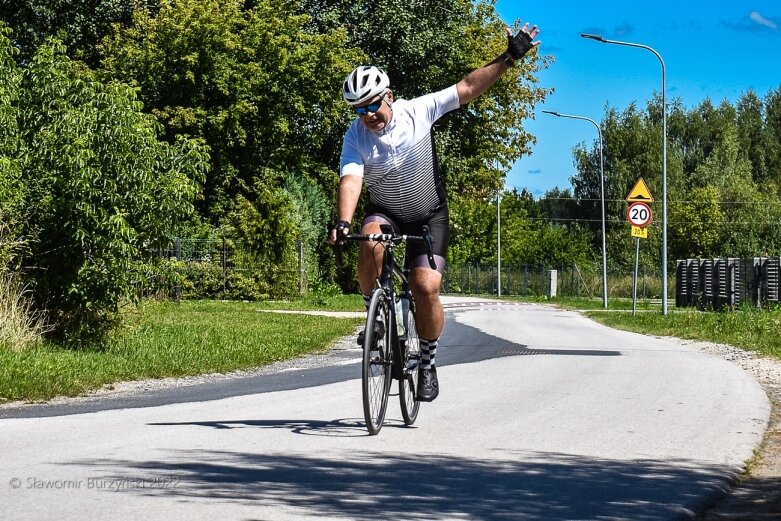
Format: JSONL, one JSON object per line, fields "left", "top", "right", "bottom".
{"left": 338, "top": 224, "right": 436, "bottom": 435}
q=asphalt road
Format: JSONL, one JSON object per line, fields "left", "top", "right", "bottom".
{"left": 0, "top": 299, "right": 770, "bottom": 520}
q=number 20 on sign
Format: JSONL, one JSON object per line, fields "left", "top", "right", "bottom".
{"left": 626, "top": 201, "right": 652, "bottom": 240}
{"left": 626, "top": 201, "right": 652, "bottom": 227}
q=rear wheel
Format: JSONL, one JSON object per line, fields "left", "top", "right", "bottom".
{"left": 399, "top": 300, "right": 421, "bottom": 425}
{"left": 362, "top": 289, "right": 392, "bottom": 435}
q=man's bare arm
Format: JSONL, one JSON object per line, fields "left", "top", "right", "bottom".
{"left": 456, "top": 23, "right": 540, "bottom": 105}
{"left": 329, "top": 174, "right": 363, "bottom": 243}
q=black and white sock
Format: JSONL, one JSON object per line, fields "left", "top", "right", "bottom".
{"left": 363, "top": 294, "right": 371, "bottom": 310}
{"left": 420, "top": 337, "right": 438, "bottom": 370}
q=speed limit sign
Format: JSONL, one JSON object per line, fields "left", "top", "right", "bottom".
{"left": 626, "top": 201, "right": 652, "bottom": 227}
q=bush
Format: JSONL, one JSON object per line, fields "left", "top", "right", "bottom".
{"left": 9, "top": 37, "right": 208, "bottom": 343}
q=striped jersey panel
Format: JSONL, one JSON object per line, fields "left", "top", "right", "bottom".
{"left": 364, "top": 136, "right": 439, "bottom": 222}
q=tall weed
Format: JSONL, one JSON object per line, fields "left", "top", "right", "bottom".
{"left": 0, "top": 273, "right": 49, "bottom": 351}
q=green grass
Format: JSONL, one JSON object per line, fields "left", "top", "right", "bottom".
{"left": 252, "top": 293, "right": 363, "bottom": 312}
{"left": 0, "top": 299, "right": 363, "bottom": 403}
{"left": 581, "top": 304, "right": 781, "bottom": 360}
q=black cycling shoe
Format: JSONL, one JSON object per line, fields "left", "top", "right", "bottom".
{"left": 417, "top": 367, "right": 439, "bottom": 402}
{"left": 356, "top": 329, "right": 365, "bottom": 346}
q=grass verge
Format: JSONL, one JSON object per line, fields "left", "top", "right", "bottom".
{"left": 495, "top": 294, "right": 781, "bottom": 360}
{"left": 0, "top": 298, "right": 363, "bottom": 403}
{"left": 580, "top": 304, "right": 781, "bottom": 360}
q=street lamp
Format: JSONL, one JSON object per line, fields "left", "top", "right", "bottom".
{"left": 494, "top": 160, "right": 502, "bottom": 297}
{"left": 497, "top": 189, "right": 501, "bottom": 297}
{"left": 581, "top": 33, "right": 668, "bottom": 315}
{"left": 542, "top": 110, "right": 608, "bottom": 309}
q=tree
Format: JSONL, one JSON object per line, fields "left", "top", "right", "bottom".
{"left": 538, "top": 187, "right": 578, "bottom": 224}
{"left": 0, "top": 0, "right": 134, "bottom": 66}
{"left": 669, "top": 186, "right": 723, "bottom": 258}
{"left": 16, "top": 38, "right": 208, "bottom": 342}
{"left": 765, "top": 86, "right": 781, "bottom": 186}
{"left": 301, "top": 0, "right": 550, "bottom": 201}
{"left": 447, "top": 195, "right": 497, "bottom": 265}
{"left": 98, "top": 0, "right": 363, "bottom": 223}
{"left": 736, "top": 89, "right": 768, "bottom": 183}
{"left": 282, "top": 169, "right": 333, "bottom": 291}
{"left": 0, "top": 25, "right": 22, "bottom": 236}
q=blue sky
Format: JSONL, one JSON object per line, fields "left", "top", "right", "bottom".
{"left": 494, "top": 1, "right": 781, "bottom": 197}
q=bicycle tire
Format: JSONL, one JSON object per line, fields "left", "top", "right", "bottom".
{"left": 362, "top": 288, "right": 392, "bottom": 435}
{"left": 399, "top": 300, "right": 421, "bottom": 425}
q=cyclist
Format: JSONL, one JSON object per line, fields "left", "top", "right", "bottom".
{"left": 330, "top": 23, "right": 541, "bottom": 402}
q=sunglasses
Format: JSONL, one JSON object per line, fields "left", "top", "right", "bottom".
{"left": 354, "top": 96, "right": 385, "bottom": 115}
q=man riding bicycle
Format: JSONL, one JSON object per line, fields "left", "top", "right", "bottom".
{"left": 330, "top": 23, "right": 541, "bottom": 402}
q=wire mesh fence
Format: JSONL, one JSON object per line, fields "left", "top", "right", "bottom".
{"left": 144, "top": 238, "right": 306, "bottom": 299}
{"left": 442, "top": 263, "right": 666, "bottom": 299}
{"left": 142, "top": 238, "right": 669, "bottom": 301}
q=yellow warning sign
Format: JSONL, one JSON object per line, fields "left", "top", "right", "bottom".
{"left": 631, "top": 225, "right": 648, "bottom": 239}
{"left": 625, "top": 177, "right": 654, "bottom": 203}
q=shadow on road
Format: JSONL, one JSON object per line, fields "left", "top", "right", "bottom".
{"left": 72, "top": 449, "right": 731, "bottom": 520}
{"left": 147, "top": 417, "right": 396, "bottom": 437}
{"left": 439, "top": 320, "right": 621, "bottom": 366}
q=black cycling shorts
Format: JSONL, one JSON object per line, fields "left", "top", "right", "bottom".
{"left": 362, "top": 204, "right": 449, "bottom": 272}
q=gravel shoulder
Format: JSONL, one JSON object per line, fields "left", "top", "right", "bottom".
{"left": 682, "top": 338, "right": 781, "bottom": 519}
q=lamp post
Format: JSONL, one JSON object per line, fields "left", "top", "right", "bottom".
{"left": 497, "top": 189, "right": 502, "bottom": 297}
{"left": 494, "top": 159, "right": 502, "bottom": 297}
{"left": 542, "top": 110, "right": 608, "bottom": 309}
{"left": 581, "top": 33, "right": 668, "bottom": 315}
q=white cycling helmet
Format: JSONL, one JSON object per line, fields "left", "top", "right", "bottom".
{"left": 342, "top": 65, "right": 390, "bottom": 106}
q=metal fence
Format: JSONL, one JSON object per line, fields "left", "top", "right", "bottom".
{"left": 676, "top": 257, "right": 781, "bottom": 309}
{"left": 147, "top": 238, "right": 307, "bottom": 299}
{"left": 442, "top": 264, "right": 559, "bottom": 296}
{"left": 443, "top": 263, "right": 666, "bottom": 299}
{"left": 145, "top": 238, "right": 669, "bottom": 301}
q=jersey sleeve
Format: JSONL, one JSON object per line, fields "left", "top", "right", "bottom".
{"left": 408, "top": 84, "right": 460, "bottom": 125}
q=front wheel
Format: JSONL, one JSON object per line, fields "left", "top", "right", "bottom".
{"left": 362, "top": 289, "right": 392, "bottom": 435}
{"left": 399, "top": 300, "right": 421, "bottom": 425}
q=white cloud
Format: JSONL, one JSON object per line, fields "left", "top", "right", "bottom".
{"left": 750, "top": 11, "right": 778, "bottom": 30}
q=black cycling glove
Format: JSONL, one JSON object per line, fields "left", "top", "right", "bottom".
{"left": 333, "top": 220, "right": 350, "bottom": 246}
{"left": 506, "top": 28, "right": 535, "bottom": 61}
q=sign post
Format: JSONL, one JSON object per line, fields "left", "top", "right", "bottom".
{"left": 626, "top": 178, "right": 654, "bottom": 315}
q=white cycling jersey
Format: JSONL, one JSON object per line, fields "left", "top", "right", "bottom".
{"left": 339, "top": 85, "right": 460, "bottom": 222}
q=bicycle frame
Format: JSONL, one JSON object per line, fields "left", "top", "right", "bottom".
{"left": 375, "top": 232, "right": 411, "bottom": 381}
{"left": 340, "top": 224, "right": 435, "bottom": 381}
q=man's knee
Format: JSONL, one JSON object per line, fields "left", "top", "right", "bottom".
{"left": 361, "top": 220, "right": 382, "bottom": 234}
{"left": 358, "top": 222, "right": 383, "bottom": 260}
{"left": 410, "top": 270, "right": 442, "bottom": 301}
